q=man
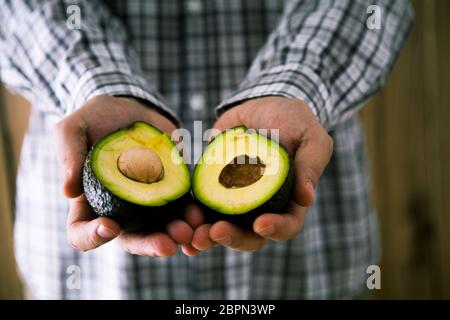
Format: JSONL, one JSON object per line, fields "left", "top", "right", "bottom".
{"left": 0, "top": 0, "right": 413, "bottom": 299}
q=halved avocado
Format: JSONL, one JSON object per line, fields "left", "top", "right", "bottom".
{"left": 192, "top": 126, "right": 294, "bottom": 228}
{"left": 83, "top": 121, "right": 190, "bottom": 232}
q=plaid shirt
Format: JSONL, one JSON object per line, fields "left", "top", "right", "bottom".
{"left": 0, "top": 0, "right": 413, "bottom": 299}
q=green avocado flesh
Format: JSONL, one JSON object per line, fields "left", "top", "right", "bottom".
{"left": 83, "top": 121, "right": 190, "bottom": 231}
{"left": 192, "top": 126, "right": 293, "bottom": 218}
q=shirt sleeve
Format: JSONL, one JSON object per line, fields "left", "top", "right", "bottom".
{"left": 0, "top": 0, "right": 179, "bottom": 125}
{"left": 217, "top": 0, "right": 414, "bottom": 130}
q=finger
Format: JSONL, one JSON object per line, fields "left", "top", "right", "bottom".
{"left": 209, "top": 221, "right": 267, "bottom": 251}
{"left": 210, "top": 107, "right": 242, "bottom": 138}
{"left": 253, "top": 203, "right": 307, "bottom": 241}
{"left": 294, "top": 125, "right": 333, "bottom": 206}
{"left": 181, "top": 244, "right": 200, "bottom": 257}
{"left": 55, "top": 116, "right": 88, "bottom": 198}
{"left": 166, "top": 219, "right": 193, "bottom": 245}
{"left": 184, "top": 204, "right": 205, "bottom": 229}
{"left": 67, "top": 195, "right": 121, "bottom": 252}
{"left": 191, "top": 224, "right": 215, "bottom": 251}
{"left": 117, "top": 96, "right": 178, "bottom": 134}
{"left": 119, "top": 232, "right": 178, "bottom": 257}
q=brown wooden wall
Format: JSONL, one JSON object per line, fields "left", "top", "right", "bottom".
{"left": 0, "top": 0, "right": 448, "bottom": 300}
{"left": 0, "top": 92, "right": 27, "bottom": 299}
{"left": 360, "top": 0, "right": 450, "bottom": 299}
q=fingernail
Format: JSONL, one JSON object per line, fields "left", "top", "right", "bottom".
{"left": 256, "top": 224, "right": 275, "bottom": 237}
{"left": 216, "top": 236, "right": 232, "bottom": 246}
{"left": 182, "top": 244, "right": 200, "bottom": 257}
{"left": 306, "top": 180, "right": 315, "bottom": 193}
{"left": 97, "top": 224, "right": 118, "bottom": 239}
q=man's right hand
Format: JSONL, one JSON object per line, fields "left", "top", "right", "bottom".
{"left": 55, "top": 96, "right": 204, "bottom": 256}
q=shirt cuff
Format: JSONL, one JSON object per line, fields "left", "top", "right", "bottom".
{"left": 217, "top": 63, "right": 332, "bottom": 128}
{"left": 66, "top": 66, "right": 180, "bottom": 127}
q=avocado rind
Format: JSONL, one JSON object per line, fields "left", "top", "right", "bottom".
{"left": 91, "top": 121, "right": 189, "bottom": 206}
{"left": 84, "top": 150, "right": 189, "bottom": 232}
{"left": 194, "top": 160, "right": 294, "bottom": 229}
{"left": 192, "top": 126, "right": 295, "bottom": 229}
{"left": 82, "top": 121, "right": 191, "bottom": 232}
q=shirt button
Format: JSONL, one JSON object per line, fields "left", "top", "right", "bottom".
{"left": 187, "top": 0, "right": 202, "bottom": 14}
{"left": 190, "top": 94, "right": 206, "bottom": 111}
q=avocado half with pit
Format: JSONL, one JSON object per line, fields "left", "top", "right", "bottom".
{"left": 83, "top": 121, "right": 190, "bottom": 232}
{"left": 192, "top": 126, "right": 294, "bottom": 228}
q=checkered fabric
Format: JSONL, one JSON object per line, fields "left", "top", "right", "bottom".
{"left": 0, "top": 0, "right": 413, "bottom": 299}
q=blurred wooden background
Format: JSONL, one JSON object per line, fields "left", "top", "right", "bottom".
{"left": 0, "top": 91, "right": 28, "bottom": 299}
{"left": 0, "top": 0, "right": 449, "bottom": 299}
{"left": 360, "top": 0, "right": 450, "bottom": 299}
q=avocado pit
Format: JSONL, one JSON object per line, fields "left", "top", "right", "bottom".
{"left": 117, "top": 147, "right": 164, "bottom": 184}
{"left": 219, "top": 155, "right": 265, "bottom": 188}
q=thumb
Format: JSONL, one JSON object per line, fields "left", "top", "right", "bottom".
{"left": 293, "top": 126, "right": 333, "bottom": 207}
{"left": 210, "top": 107, "right": 243, "bottom": 140}
{"left": 67, "top": 195, "right": 121, "bottom": 252}
{"left": 55, "top": 116, "right": 88, "bottom": 198}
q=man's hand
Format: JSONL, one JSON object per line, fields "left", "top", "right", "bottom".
{"left": 56, "top": 95, "right": 198, "bottom": 256}
{"left": 188, "top": 96, "right": 333, "bottom": 253}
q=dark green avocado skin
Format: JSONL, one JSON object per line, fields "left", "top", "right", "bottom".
{"left": 83, "top": 150, "right": 188, "bottom": 232}
{"left": 195, "top": 162, "right": 294, "bottom": 230}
